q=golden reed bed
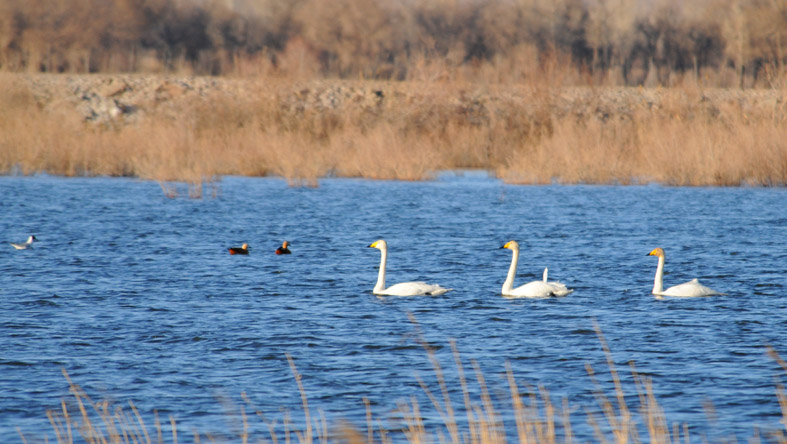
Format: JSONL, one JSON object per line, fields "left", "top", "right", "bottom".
{"left": 23, "top": 326, "right": 787, "bottom": 443}
{"left": 1, "top": 73, "right": 785, "bottom": 189}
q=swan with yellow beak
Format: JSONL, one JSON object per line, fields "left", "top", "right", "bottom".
{"left": 368, "top": 240, "right": 452, "bottom": 296}
{"left": 499, "top": 240, "right": 573, "bottom": 298}
{"left": 648, "top": 247, "right": 722, "bottom": 297}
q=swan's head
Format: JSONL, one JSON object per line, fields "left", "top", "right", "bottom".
{"left": 241, "top": 243, "right": 249, "bottom": 250}
{"left": 500, "top": 240, "right": 520, "bottom": 251}
{"left": 281, "top": 241, "right": 289, "bottom": 248}
{"left": 368, "top": 239, "right": 387, "bottom": 250}
{"left": 648, "top": 247, "right": 665, "bottom": 258}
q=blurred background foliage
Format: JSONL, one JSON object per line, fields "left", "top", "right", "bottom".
{"left": 1, "top": 0, "right": 785, "bottom": 87}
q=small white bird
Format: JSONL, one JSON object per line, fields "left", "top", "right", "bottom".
{"left": 500, "top": 240, "right": 573, "bottom": 298}
{"left": 368, "top": 239, "right": 452, "bottom": 296}
{"left": 648, "top": 247, "right": 722, "bottom": 297}
{"left": 10, "top": 235, "right": 37, "bottom": 250}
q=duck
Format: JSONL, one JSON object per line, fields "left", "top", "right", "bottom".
{"left": 228, "top": 243, "right": 249, "bottom": 255}
{"left": 275, "top": 241, "right": 291, "bottom": 255}
{"left": 499, "top": 240, "right": 573, "bottom": 297}
{"left": 10, "top": 235, "right": 36, "bottom": 250}
{"left": 367, "top": 239, "right": 451, "bottom": 296}
{"left": 648, "top": 248, "right": 722, "bottom": 297}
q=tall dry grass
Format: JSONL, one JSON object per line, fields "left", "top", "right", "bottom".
{"left": 2, "top": 73, "right": 785, "bottom": 189}
{"left": 22, "top": 325, "right": 787, "bottom": 443}
{"left": 497, "top": 88, "right": 787, "bottom": 186}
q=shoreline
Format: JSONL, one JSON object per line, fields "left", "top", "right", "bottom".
{"left": 2, "top": 73, "right": 786, "bottom": 187}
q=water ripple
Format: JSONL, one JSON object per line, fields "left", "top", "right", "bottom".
{"left": 0, "top": 176, "right": 785, "bottom": 441}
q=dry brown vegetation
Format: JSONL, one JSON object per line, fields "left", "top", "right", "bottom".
{"left": 1, "top": 0, "right": 787, "bottom": 88}
{"left": 1, "top": 72, "right": 785, "bottom": 188}
{"left": 499, "top": 87, "right": 787, "bottom": 186}
{"left": 23, "top": 327, "right": 787, "bottom": 443}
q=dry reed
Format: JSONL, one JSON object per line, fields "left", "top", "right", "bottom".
{"left": 22, "top": 326, "right": 787, "bottom": 443}
{"left": 1, "top": 73, "right": 786, "bottom": 189}
{"left": 498, "top": 90, "right": 787, "bottom": 186}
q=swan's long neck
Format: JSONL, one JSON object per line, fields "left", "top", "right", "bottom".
{"left": 652, "top": 255, "right": 665, "bottom": 294}
{"left": 374, "top": 247, "right": 387, "bottom": 293}
{"left": 502, "top": 248, "right": 519, "bottom": 293}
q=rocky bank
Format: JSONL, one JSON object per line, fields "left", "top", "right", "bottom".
{"left": 14, "top": 73, "right": 785, "bottom": 128}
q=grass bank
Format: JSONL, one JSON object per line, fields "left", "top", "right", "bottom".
{"left": 1, "top": 73, "right": 786, "bottom": 188}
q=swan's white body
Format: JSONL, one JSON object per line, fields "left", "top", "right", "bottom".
{"left": 648, "top": 248, "right": 722, "bottom": 297}
{"left": 368, "top": 240, "right": 451, "bottom": 296}
{"left": 500, "top": 241, "right": 573, "bottom": 298}
{"left": 10, "top": 235, "right": 36, "bottom": 250}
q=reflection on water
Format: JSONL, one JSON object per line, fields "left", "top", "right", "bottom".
{"left": 0, "top": 173, "right": 785, "bottom": 441}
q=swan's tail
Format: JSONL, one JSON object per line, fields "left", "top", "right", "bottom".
{"left": 543, "top": 268, "right": 548, "bottom": 282}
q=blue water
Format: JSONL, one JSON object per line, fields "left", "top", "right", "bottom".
{"left": 1, "top": 173, "right": 786, "bottom": 443}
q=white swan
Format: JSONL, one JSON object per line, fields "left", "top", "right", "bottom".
{"left": 10, "top": 235, "right": 36, "bottom": 250}
{"left": 648, "top": 248, "right": 722, "bottom": 297}
{"left": 368, "top": 240, "right": 452, "bottom": 296}
{"left": 500, "top": 240, "right": 573, "bottom": 297}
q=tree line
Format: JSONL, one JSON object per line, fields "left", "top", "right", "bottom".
{"left": 1, "top": 0, "right": 785, "bottom": 86}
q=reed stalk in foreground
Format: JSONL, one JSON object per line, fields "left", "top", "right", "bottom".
{"left": 1, "top": 73, "right": 785, "bottom": 190}
{"left": 22, "top": 326, "right": 787, "bottom": 444}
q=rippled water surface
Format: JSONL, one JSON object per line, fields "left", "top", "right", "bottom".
{"left": 1, "top": 174, "right": 786, "bottom": 442}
